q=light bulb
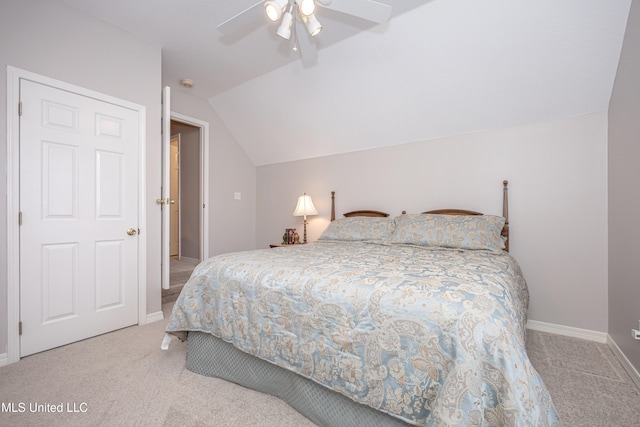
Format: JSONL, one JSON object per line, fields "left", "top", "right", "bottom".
{"left": 265, "top": 0, "right": 288, "bottom": 22}
{"left": 299, "top": 0, "right": 316, "bottom": 17}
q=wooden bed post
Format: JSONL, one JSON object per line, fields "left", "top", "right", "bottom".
{"left": 331, "top": 191, "right": 335, "bottom": 222}
{"left": 503, "top": 180, "right": 510, "bottom": 252}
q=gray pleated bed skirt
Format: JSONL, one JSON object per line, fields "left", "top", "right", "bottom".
{"left": 186, "top": 331, "right": 410, "bottom": 427}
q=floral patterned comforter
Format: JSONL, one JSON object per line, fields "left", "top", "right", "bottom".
{"left": 166, "top": 241, "right": 560, "bottom": 426}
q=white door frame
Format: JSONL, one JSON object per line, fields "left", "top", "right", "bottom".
{"left": 5, "top": 66, "right": 147, "bottom": 365}
{"left": 169, "top": 112, "right": 210, "bottom": 264}
{"left": 169, "top": 134, "right": 182, "bottom": 259}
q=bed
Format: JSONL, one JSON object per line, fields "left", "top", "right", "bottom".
{"left": 164, "top": 181, "right": 561, "bottom": 426}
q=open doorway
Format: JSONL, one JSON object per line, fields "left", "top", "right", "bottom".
{"left": 162, "top": 119, "right": 202, "bottom": 304}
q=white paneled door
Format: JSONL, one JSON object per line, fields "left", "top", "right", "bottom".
{"left": 19, "top": 79, "right": 140, "bottom": 357}
{"left": 161, "top": 86, "right": 171, "bottom": 290}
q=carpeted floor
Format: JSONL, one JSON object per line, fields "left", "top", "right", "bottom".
{"left": 0, "top": 303, "right": 638, "bottom": 427}
{"left": 0, "top": 303, "right": 315, "bottom": 427}
{"left": 525, "top": 331, "right": 640, "bottom": 426}
{"left": 162, "top": 258, "right": 198, "bottom": 304}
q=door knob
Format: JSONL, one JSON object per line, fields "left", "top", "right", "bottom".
{"left": 127, "top": 228, "right": 137, "bottom": 236}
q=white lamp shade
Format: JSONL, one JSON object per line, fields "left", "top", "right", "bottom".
{"left": 265, "top": 0, "right": 288, "bottom": 22}
{"left": 276, "top": 10, "right": 293, "bottom": 39}
{"left": 293, "top": 194, "right": 318, "bottom": 217}
{"left": 303, "top": 13, "right": 322, "bottom": 37}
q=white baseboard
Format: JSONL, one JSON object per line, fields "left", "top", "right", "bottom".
{"left": 607, "top": 335, "right": 640, "bottom": 390}
{"left": 526, "top": 319, "right": 608, "bottom": 343}
{"left": 179, "top": 256, "right": 200, "bottom": 265}
{"left": 0, "top": 352, "right": 7, "bottom": 367}
{"left": 145, "top": 310, "right": 164, "bottom": 324}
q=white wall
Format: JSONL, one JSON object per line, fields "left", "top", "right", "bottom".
{"left": 257, "top": 112, "right": 609, "bottom": 332}
{"left": 0, "top": 0, "right": 162, "bottom": 354}
{"left": 169, "top": 88, "right": 257, "bottom": 256}
{"left": 609, "top": 0, "right": 640, "bottom": 371}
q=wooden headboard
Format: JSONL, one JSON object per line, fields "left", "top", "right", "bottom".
{"left": 343, "top": 210, "right": 389, "bottom": 218}
{"left": 329, "top": 180, "right": 510, "bottom": 251}
{"left": 330, "top": 192, "right": 390, "bottom": 220}
{"left": 421, "top": 181, "right": 510, "bottom": 251}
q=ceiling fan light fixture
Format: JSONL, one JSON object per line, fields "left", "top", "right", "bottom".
{"left": 265, "top": 0, "right": 288, "bottom": 22}
{"left": 298, "top": 0, "right": 316, "bottom": 17}
{"left": 277, "top": 9, "right": 294, "bottom": 39}
{"left": 303, "top": 13, "right": 322, "bottom": 37}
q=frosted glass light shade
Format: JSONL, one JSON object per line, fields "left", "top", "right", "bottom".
{"left": 293, "top": 194, "right": 318, "bottom": 217}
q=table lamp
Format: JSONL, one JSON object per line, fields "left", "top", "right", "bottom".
{"left": 293, "top": 193, "right": 318, "bottom": 243}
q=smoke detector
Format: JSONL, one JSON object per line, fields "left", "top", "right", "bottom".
{"left": 180, "top": 78, "right": 195, "bottom": 88}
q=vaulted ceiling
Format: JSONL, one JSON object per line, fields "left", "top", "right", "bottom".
{"left": 62, "top": 0, "right": 631, "bottom": 166}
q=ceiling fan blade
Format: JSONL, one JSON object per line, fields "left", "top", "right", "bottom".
{"left": 217, "top": 1, "right": 265, "bottom": 35}
{"left": 317, "top": 0, "right": 392, "bottom": 24}
{"left": 295, "top": 19, "right": 318, "bottom": 63}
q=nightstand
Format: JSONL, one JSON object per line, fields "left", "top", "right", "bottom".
{"left": 269, "top": 243, "right": 306, "bottom": 248}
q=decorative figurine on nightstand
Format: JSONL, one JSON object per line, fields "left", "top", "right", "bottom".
{"left": 282, "top": 228, "right": 298, "bottom": 244}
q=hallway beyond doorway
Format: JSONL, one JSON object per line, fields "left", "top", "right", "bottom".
{"left": 162, "top": 258, "right": 198, "bottom": 304}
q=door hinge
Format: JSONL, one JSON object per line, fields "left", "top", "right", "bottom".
{"left": 18, "top": 101, "right": 22, "bottom": 116}
{"left": 18, "top": 212, "right": 22, "bottom": 226}
{"left": 19, "top": 321, "right": 22, "bottom": 335}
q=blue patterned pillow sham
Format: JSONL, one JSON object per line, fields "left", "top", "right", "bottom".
{"left": 386, "top": 213, "right": 506, "bottom": 252}
{"left": 318, "top": 217, "right": 396, "bottom": 242}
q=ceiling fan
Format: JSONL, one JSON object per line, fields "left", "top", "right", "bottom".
{"left": 217, "top": 0, "right": 392, "bottom": 62}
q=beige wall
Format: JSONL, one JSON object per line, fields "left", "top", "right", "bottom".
{"left": 257, "top": 113, "right": 609, "bottom": 332}
{"left": 609, "top": 0, "right": 640, "bottom": 371}
{"left": 0, "top": 1, "right": 162, "bottom": 355}
{"left": 169, "top": 89, "right": 257, "bottom": 257}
